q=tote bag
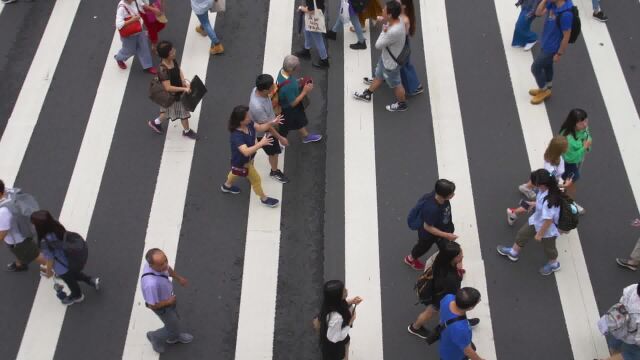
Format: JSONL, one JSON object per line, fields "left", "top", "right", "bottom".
{"left": 304, "top": 0, "right": 326, "bottom": 33}
{"left": 339, "top": 0, "right": 350, "bottom": 23}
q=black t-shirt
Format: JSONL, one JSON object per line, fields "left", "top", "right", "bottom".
{"left": 158, "top": 60, "right": 183, "bottom": 98}
{"left": 432, "top": 267, "right": 462, "bottom": 307}
{"left": 418, "top": 191, "right": 454, "bottom": 238}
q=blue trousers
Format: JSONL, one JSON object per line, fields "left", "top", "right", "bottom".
{"left": 115, "top": 32, "right": 153, "bottom": 69}
{"left": 196, "top": 12, "right": 220, "bottom": 45}
{"left": 303, "top": 30, "right": 328, "bottom": 60}
{"left": 512, "top": 8, "right": 537, "bottom": 47}
{"left": 331, "top": 10, "right": 365, "bottom": 43}
{"left": 400, "top": 53, "right": 421, "bottom": 94}
{"left": 531, "top": 51, "right": 554, "bottom": 89}
{"left": 592, "top": 0, "right": 600, "bottom": 11}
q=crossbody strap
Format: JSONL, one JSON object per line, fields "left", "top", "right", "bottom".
{"left": 141, "top": 272, "right": 169, "bottom": 280}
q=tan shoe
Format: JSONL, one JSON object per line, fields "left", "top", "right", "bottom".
{"left": 530, "top": 88, "right": 552, "bottom": 104}
{"left": 210, "top": 43, "right": 225, "bottom": 55}
{"left": 529, "top": 88, "right": 544, "bottom": 96}
{"left": 195, "top": 25, "right": 207, "bottom": 36}
{"left": 349, "top": 25, "right": 367, "bottom": 33}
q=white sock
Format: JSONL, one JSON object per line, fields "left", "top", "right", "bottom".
{"left": 154, "top": 117, "right": 162, "bottom": 125}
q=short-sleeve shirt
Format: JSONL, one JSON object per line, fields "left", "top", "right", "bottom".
{"left": 541, "top": 0, "right": 573, "bottom": 54}
{"left": 439, "top": 294, "right": 472, "bottom": 360}
{"left": 543, "top": 158, "right": 565, "bottom": 183}
{"left": 158, "top": 60, "right": 183, "bottom": 99}
{"left": 40, "top": 233, "right": 69, "bottom": 275}
{"left": 140, "top": 263, "right": 173, "bottom": 306}
{"left": 528, "top": 189, "right": 561, "bottom": 237}
{"left": 230, "top": 122, "right": 256, "bottom": 167}
{"left": 249, "top": 87, "right": 276, "bottom": 137}
{"left": 276, "top": 70, "right": 300, "bottom": 110}
{"left": 0, "top": 203, "right": 25, "bottom": 245}
{"left": 418, "top": 192, "right": 454, "bottom": 238}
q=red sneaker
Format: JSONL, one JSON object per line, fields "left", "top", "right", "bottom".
{"left": 116, "top": 59, "right": 127, "bottom": 70}
{"left": 145, "top": 66, "right": 157, "bottom": 75}
{"left": 404, "top": 255, "right": 425, "bottom": 271}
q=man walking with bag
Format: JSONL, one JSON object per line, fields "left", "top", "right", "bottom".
{"left": 438, "top": 288, "right": 485, "bottom": 360}
{"left": 142, "top": 248, "right": 193, "bottom": 354}
{"left": 296, "top": 0, "right": 330, "bottom": 68}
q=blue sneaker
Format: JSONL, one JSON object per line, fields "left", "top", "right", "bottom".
{"left": 302, "top": 134, "right": 322, "bottom": 144}
{"left": 539, "top": 261, "right": 561, "bottom": 276}
{"left": 261, "top": 197, "right": 280, "bottom": 208}
{"left": 220, "top": 184, "right": 241, "bottom": 194}
{"left": 496, "top": 246, "right": 519, "bottom": 262}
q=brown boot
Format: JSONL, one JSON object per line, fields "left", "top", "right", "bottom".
{"left": 195, "top": 25, "right": 207, "bottom": 37}
{"left": 210, "top": 43, "right": 225, "bottom": 55}
{"left": 530, "top": 88, "right": 552, "bottom": 105}
{"left": 529, "top": 88, "right": 544, "bottom": 96}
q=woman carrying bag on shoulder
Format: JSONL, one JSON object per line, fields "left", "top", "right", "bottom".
{"left": 140, "top": 0, "right": 167, "bottom": 52}
{"left": 114, "top": 0, "right": 156, "bottom": 74}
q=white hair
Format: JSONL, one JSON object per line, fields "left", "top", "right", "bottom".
{"left": 282, "top": 55, "right": 300, "bottom": 73}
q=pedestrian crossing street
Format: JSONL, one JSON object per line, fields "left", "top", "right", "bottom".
{"left": 1, "top": 0, "right": 640, "bottom": 359}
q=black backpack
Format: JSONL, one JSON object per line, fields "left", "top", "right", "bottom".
{"left": 556, "top": 195, "right": 579, "bottom": 233}
{"left": 50, "top": 232, "right": 88, "bottom": 272}
{"left": 556, "top": 6, "right": 581, "bottom": 44}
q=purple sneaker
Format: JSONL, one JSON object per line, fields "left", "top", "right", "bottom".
{"left": 302, "top": 134, "right": 322, "bottom": 144}
{"left": 148, "top": 120, "right": 163, "bottom": 134}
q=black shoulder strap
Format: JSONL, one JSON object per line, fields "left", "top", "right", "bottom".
{"left": 141, "top": 272, "right": 169, "bottom": 280}
{"left": 443, "top": 315, "right": 468, "bottom": 327}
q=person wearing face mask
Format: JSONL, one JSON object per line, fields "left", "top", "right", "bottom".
{"left": 314, "top": 280, "right": 363, "bottom": 360}
{"left": 497, "top": 169, "right": 563, "bottom": 276}
{"left": 141, "top": 248, "right": 191, "bottom": 354}
{"left": 559, "top": 108, "right": 592, "bottom": 214}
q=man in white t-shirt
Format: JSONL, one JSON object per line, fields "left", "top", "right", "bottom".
{"left": 0, "top": 180, "right": 41, "bottom": 272}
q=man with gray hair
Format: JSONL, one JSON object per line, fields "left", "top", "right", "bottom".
{"left": 141, "top": 248, "right": 192, "bottom": 354}
{"left": 276, "top": 55, "right": 322, "bottom": 143}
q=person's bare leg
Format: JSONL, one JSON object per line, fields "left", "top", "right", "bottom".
{"left": 413, "top": 305, "right": 437, "bottom": 329}
{"left": 268, "top": 155, "right": 278, "bottom": 172}
{"left": 298, "top": 127, "right": 309, "bottom": 138}
{"left": 344, "top": 342, "right": 350, "bottom": 360}
{"left": 393, "top": 84, "right": 406, "bottom": 103}
{"left": 180, "top": 118, "right": 190, "bottom": 131}
{"left": 368, "top": 78, "right": 384, "bottom": 93}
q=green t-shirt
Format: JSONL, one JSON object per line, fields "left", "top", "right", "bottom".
{"left": 276, "top": 70, "right": 299, "bottom": 109}
{"left": 562, "top": 128, "right": 591, "bottom": 164}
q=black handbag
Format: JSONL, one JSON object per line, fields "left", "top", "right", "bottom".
{"left": 180, "top": 75, "right": 208, "bottom": 112}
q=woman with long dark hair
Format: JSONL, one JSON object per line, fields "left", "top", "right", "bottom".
{"left": 559, "top": 108, "right": 592, "bottom": 214}
{"left": 220, "top": 105, "right": 282, "bottom": 208}
{"left": 498, "top": 169, "right": 564, "bottom": 276}
{"left": 316, "top": 280, "right": 362, "bottom": 360}
{"left": 408, "top": 241, "right": 479, "bottom": 339}
{"left": 31, "top": 210, "right": 99, "bottom": 305}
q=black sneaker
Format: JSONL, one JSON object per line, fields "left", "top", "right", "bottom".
{"left": 593, "top": 11, "right": 608, "bottom": 22}
{"left": 468, "top": 318, "right": 480, "bottom": 327}
{"left": 363, "top": 77, "right": 374, "bottom": 85}
{"left": 182, "top": 129, "right": 198, "bottom": 140}
{"left": 6, "top": 262, "right": 28, "bottom": 272}
{"left": 385, "top": 102, "right": 408, "bottom": 112}
{"left": 260, "top": 197, "right": 280, "bottom": 208}
{"left": 270, "top": 169, "right": 290, "bottom": 184}
{"left": 349, "top": 41, "right": 367, "bottom": 50}
{"left": 326, "top": 30, "right": 337, "bottom": 40}
{"left": 353, "top": 90, "right": 372, "bottom": 102}
{"left": 295, "top": 48, "right": 311, "bottom": 59}
{"left": 148, "top": 120, "right": 163, "bottom": 134}
{"left": 312, "top": 58, "right": 330, "bottom": 69}
{"left": 408, "top": 85, "right": 425, "bottom": 96}
{"left": 407, "top": 324, "right": 430, "bottom": 339}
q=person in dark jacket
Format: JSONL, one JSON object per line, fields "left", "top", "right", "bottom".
{"left": 407, "top": 241, "right": 479, "bottom": 339}
{"left": 296, "top": 0, "right": 330, "bottom": 68}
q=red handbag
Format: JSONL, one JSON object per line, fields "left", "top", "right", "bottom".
{"left": 231, "top": 166, "right": 249, "bottom": 177}
{"left": 118, "top": 5, "right": 142, "bottom": 37}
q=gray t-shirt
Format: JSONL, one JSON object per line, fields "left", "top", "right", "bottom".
{"left": 375, "top": 19, "right": 406, "bottom": 71}
{"left": 248, "top": 87, "right": 276, "bottom": 137}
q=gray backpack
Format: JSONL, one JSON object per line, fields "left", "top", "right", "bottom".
{"left": 0, "top": 188, "right": 39, "bottom": 239}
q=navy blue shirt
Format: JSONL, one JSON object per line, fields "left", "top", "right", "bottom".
{"left": 439, "top": 294, "right": 472, "bottom": 360}
{"left": 541, "top": 0, "right": 573, "bottom": 54}
{"left": 418, "top": 191, "right": 454, "bottom": 238}
{"left": 230, "top": 122, "right": 256, "bottom": 167}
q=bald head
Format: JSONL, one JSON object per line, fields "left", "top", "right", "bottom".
{"left": 145, "top": 248, "right": 168, "bottom": 272}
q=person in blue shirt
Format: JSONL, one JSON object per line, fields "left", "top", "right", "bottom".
{"left": 439, "top": 287, "right": 484, "bottom": 360}
{"left": 529, "top": 0, "right": 573, "bottom": 105}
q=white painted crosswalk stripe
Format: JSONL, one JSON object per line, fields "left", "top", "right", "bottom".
{"left": 0, "top": 0, "right": 81, "bottom": 188}
{"left": 16, "top": 30, "right": 132, "bottom": 360}
{"left": 233, "top": 0, "right": 291, "bottom": 358}
{"left": 420, "top": 0, "right": 497, "bottom": 357}
{"left": 121, "top": 12, "right": 214, "bottom": 359}
{"left": 492, "top": 1, "right": 609, "bottom": 358}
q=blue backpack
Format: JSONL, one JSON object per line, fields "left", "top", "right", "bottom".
{"left": 407, "top": 193, "right": 429, "bottom": 230}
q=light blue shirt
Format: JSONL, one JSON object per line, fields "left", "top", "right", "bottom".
{"left": 141, "top": 263, "right": 174, "bottom": 305}
{"left": 40, "top": 233, "right": 69, "bottom": 275}
{"left": 528, "top": 189, "right": 561, "bottom": 237}
{"left": 190, "top": 0, "right": 212, "bottom": 15}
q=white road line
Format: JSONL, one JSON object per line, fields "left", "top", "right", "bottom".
{"left": 0, "top": 0, "right": 80, "bottom": 188}
{"left": 492, "top": 1, "right": 609, "bottom": 358}
{"left": 420, "top": 0, "right": 497, "bottom": 357}
{"left": 16, "top": 31, "right": 133, "bottom": 360}
{"left": 233, "top": 0, "right": 291, "bottom": 358}
{"left": 342, "top": 19, "right": 384, "bottom": 360}
{"left": 121, "top": 13, "right": 213, "bottom": 359}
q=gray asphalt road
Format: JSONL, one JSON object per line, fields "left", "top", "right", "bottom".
{"left": 0, "top": 0, "right": 639, "bottom": 359}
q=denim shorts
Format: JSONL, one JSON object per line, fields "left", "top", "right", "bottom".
{"left": 606, "top": 334, "right": 640, "bottom": 360}
{"left": 374, "top": 58, "right": 402, "bottom": 88}
{"left": 562, "top": 162, "right": 581, "bottom": 183}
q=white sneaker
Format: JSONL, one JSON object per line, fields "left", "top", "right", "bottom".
{"left": 518, "top": 183, "right": 536, "bottom": 200}
{"left": 524, "top": 41, "right": 537, "bottom": 51}
{"left": 574, "top": 202, "right": 586, "bottom": 215}
{"left": 506, "top": 208, "right": 517, "bottom": 226}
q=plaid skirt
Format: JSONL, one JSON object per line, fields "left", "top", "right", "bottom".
{"left": 161, "top": 99, "right": 190, "bottom": 121}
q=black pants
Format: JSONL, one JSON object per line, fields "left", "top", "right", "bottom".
{"left": 60, "top": 270, "right": 92, "bottom": 298}
{"left": 411, "top": 234, "right": 446, "bottom": 260}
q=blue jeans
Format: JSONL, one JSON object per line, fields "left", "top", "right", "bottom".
{"left": 400, "top": 53, "right": 421, "bottom": 94}
{"left": 116, "top": 32, "right": 153, "bottom": 69}
{"left": 592, "top": 0, "right": 600, "bottom": 11}
{"left": 196, "top": 12, "right": 220, "bottom": 45}
{"left": 531, "top": 51, "right": 554, "bottom": 89}
{"left": 331, "top": 10, "right": 365, "bottom": 43}
{"left": 303, "top": 30, "right": 328, "bottom": 60}
{"left": 512, "top": 8, "right": 537, "bottom": 47}
{"left": 606, "top": 333, "right": 640, "bottom": 360}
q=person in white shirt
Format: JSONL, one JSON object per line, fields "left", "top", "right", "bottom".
{"left": 314, "top": 280, "right": 363, "bottom": 360}
{"left": 497, "top": 169, "right": 563, "bottom": 276}
{"left": 114, "top": 0, "right": 156, "bottom": 74}
{"left": 506, "top": 135, "right": 570, "bottom": 225}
